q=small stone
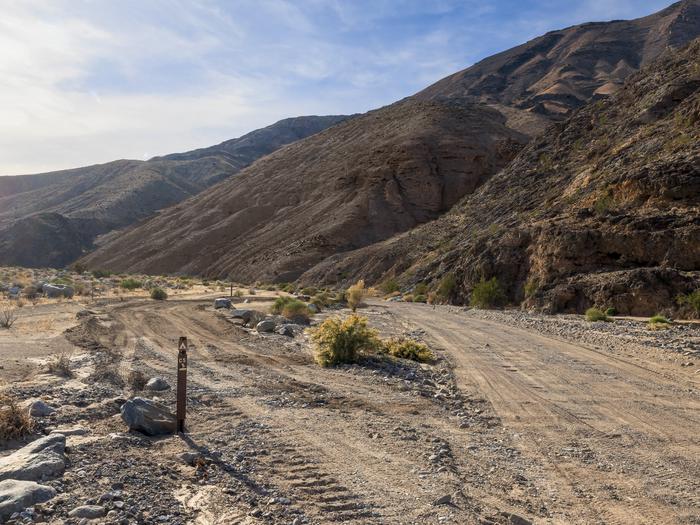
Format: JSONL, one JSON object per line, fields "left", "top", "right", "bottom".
{"left": 433, "top": 494, "right": 452, "bottom": 506}
{"left": 68, "top": 505, "right": 107, "bottom": 519}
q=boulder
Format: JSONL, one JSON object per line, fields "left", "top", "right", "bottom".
{"left": 26, "top": 400, "right": 55, "bottom": 418}
{"left": 0, "top": 434, "right": 66, "bottom": 482}
{"left": 43, "top": 284, "right": 74, "bottom": 299}
{"left": 256, "top": 319, "right": 276, "bottom": 333}
{"left": 214, "top": 298, "right": 232, "bottom": 309}
{"left": 230, "top": 309, "right": 252, "bottom": 323}
{"left": 145, "top": 377, "right": 170, "bottom": 391}
{"left": 120, "top": 398, "right": 177, "bottom": 436}
{"left": 0, "top": 480, "right": 56, "bottom": 521}
{"left": 68, "top": 505, "right": 107, "bottom": 519}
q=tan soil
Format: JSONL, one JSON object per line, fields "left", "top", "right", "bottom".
{"left": 2, "top": 294, "right": 697, "bottom": 524}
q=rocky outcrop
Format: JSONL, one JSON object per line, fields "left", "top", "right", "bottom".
{"left": 302, "top": 39, "right": 700, "bottom": 316}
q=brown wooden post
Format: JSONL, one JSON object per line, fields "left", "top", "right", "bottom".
{"left": 177, "top": 337, "right": 188, "bottom": 433}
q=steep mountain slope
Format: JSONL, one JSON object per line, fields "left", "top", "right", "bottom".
{"left": 304, "top": 39, "right": 700, "bottom": 316}
{"left": 417, "top": 0, "right": 700, "bottom": 120}
{"left": 80, "top": 100, "right": 526, "bottom": 280}
{"left": 0, "top": 115, "right": 349, "bottom": 267}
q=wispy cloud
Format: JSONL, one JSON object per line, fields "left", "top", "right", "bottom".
{"left": 0, "top": 0, "right": 674, "bottom": 175}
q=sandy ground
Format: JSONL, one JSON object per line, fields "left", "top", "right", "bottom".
{"left": 1, "top": 294, "right": 698, "bottom": 524}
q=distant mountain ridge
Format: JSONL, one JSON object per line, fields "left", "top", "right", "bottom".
{"left": 80, "top": 1, "right": 700, "bottom": 291}
{"left": 0, "top": 115, "right": 351, "bottom": 267}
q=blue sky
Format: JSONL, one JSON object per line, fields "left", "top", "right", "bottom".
{"left": 1, "top": 0, "right": 674, "bottom": 175}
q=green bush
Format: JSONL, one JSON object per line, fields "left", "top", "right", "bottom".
{"left": 312, "top": 315, "right": 381, "bottom": 367}
{"left": 585, "top": 308, "right": 608, "bottom": 322}
{"left": 381, "top": 278, "right": 399, "bottom": 295}
{"left": 311, "top": 292, "right": 332, "bottom": 308}
{"left": 414, "top": 282, "right": 428, "bottom": 296}
{"left": 413, "top": 294, "right": 427, "bottom": 303}
{"left": 436, "top": 273, "right": 456, "bottom": 301}
{"left": 677, "top": 290, "right": 700, "bottom": 314}
{"left": 524, "top": 279, "right": 538, "bottom": 298}
{"left": 92, "top": 269, "right": 112, "bottom": 279}
{"left": 120, "top": 278, "right": 142, "bottom": 290}
{"left": 271, "top": 296, "right": 296, "bottom": 314}
{"left": 282, "top": 300, "right": 311, "bottom": 323}
{"left": 605, "top": 307, "right": 617, "bottom": 316}
{"left": 649, "top": 314, "right": 671, "bottom": 325}
{"left": 301, "top": 286, "right": 318, "bottom": 296}
{"left": 470, "top": 277, "right": 505, "bottom": 309}
{"left": 150, "top": 287, "right": 168, "bottom": 300}
{"left": 383, "top": 338, "right": 434, "bottom": 363}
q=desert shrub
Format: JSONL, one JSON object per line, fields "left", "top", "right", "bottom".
{"left": 381, "top": 278, "right": 399, "bottom": 295}
{"left": 403, "top": 294, "right": 414, "bottom": 302}
{"left": 585, "top": 308, "right": 608, "bottom": 322}
{"left": 233, "top": 289, "right": 244, "bottom": 298}
{"left": 436, "top": 273, "right": 456, "bottom": 302}
{"left": 346, "top": 279, "right": 366, "bottom": 312}
{"left": 677, "top": 290, "right": 700, "bottom": 315}
{"left": 311, "top": 292, "right": 332, "bottom": 308}
{"left": 605, "top": 307, "right": 617, "bottom": 316}
{"left": 414, "top": 294, "right": 428, "bottom": 303}
{"left": 91, "top": 269, "right": 112, "bottom": 279}
{"left": 126, "top": 369, "right": 147, "bottom": 391}
{"left": 470, "top": 277, "right": 506, "bottom": 309}
{"left": 279, "top": 283, "right": 295, "bottom": 293}
{"left": 0, "top": 393, "right": 35, "bottom": 441}
{"left": 301, "top": 286, "right": 318, "bottom": 296}
{"left": 248, "top": 289, "right": 256, "bottom": 295}
{"left": 72, "top": 262, "right": 87, "bottom": 274}
{"left": 0, "top": 305, "right": 18, "bottom": 329}
{"left": 22, "top": 285, "right": 39, "bottom": 300}
{"left": 271, "top": 296, "right": 296, "bottom": 314}
{"left": 524, "top": 279, "right": 538, "bottom": 298}
{"left": 150, "top": 287, "right": 168, "bottom": 300}
{"left": 281, "top": 300, "right": 311, "bottom": 323}
{"left": 90, "top": 363, "right": 125, "bottom": 387}
{"left": 383, "top": 338, "right": 434, "bottom": 363}
{"left": 649, "top": 315, "right": 671, "bottom": 329}
{"left": 414, "top": 282, "right": 428, "bottom": 296}
{"left": 46, "top": 353, "right": 73, "bottom": 377}
{"left": 312, "top": 315, "right": 381, "bottom": 367}
{"left": 120, "top": 278, "right": 142, "bottom": 290}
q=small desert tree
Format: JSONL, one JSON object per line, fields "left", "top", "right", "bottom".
{"left": 0, "top": 304, "right": 17, "bottom": 329}
{"left": 346, "top": 279, "right": 366, "bottom": 312}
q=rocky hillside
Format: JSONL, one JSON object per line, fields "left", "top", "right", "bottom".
{"left": 80, "top": 100, "right": 526, "bottom": 280}
{"left": 304, "top": 39, "right": 700, "bottom": 316}
{"left": 417, "top": 0, "right": 700, "bottom": 121}
{"left": 0, "top": 115, "right": 349, "bottom": 268}
{"left": 79, "top": 1, "right": 699, "bottom": 283}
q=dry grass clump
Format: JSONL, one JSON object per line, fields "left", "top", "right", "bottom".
{"left": 126, "top": 369, "right": 147, "bottom": 391}
{"left": 648, "top": 314, "right": 671, "bottom": 330}
{"left": 383, "top": 338, "right": 434, "bottom": 363}
{"left": 0, "top": 302, "right": 18, "bottom": 329}
{"left": 46, "top": 353, "right": 74, "bottom": 378}
{"left": 312, "top": 315, "right": 381, "bottom": 367}
{"left": 271, "top": 296, "right": 311, "bottom": 323}
{"left": 346, "top": 279, "right": 366, "bottom": 312}
{"left": 0, "top": 393, "right": 35, "bottom": 441}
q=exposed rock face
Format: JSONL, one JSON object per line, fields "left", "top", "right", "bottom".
{"left": 0, "top": 115, "right": 350, "bottom": 268}
{"left": 303, "top": 39, "right": 700, "bottom": 316}
{"left": 81, "top": 100, "right": 526, "bottom": 280}
{"left": 0, "top": 434, "right": 67, "bottom": 482}
{"left": 0, "top": 480, "right": 56, "bottom": 521}
{"left": 416, "top": 0, "right": 700, "bottom": 120}
{"left": 120, "top": 398, "right": 176, "bottom": 436}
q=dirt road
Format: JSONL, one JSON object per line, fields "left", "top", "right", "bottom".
{"left": 3, "top": 295, "right": 699, "bottom": 524}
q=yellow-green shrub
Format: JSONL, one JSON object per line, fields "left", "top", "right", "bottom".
{"left": 312, "top": 315, "right": 380, "bottom": 366}
{"left": 346, "top": 279, "right": 366, "bottom": 312}
{"left": 383, "top": 338, "right": 434, "bottom": 363}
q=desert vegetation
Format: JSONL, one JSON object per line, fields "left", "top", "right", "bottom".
{"left": 346, "top": 279, "right": 367, "bottom": 312}
{"left": 0, "top": 393, "right": 35, "bottom": 441}
{"left": 585, "top": 308, "right": 609, "bottom": 322}
{"left": 470, "top": 277, "right": 506, "bottom": 309}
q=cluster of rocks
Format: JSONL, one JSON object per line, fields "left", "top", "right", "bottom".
{"left": 465, "top": 308, "right": 700, "bottom": 361}
{"left": 223, "top": 308, "right": 305, "bottom": 338}
{"left": 0, "top": 434, "right": 67, "bottom": 521}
